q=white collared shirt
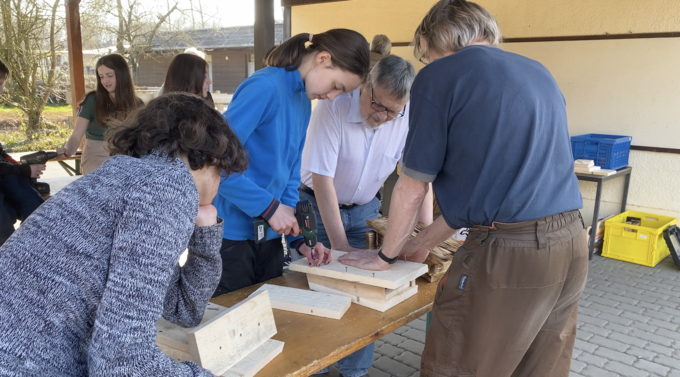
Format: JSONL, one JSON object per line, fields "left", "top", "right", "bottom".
{"left": 301, "top": 86, "right": 410, "bottom": 205}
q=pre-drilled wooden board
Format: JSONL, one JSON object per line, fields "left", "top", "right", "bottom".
{"left": 289, "top": 250, "right": 428, "bottom": 289}
{"left": 309, "top": 280, "right": 418, "bottom": 312}
{"left": 251, "top": 284, "right": 351, "bottom": 319}
{"left": 187, "top": 290, "right": 277, "bottom": 375}
{"left": 222, "top": 339, "right": 284, "bottom": 377}
{"left": 156, "top": 302, "right": 229, "bottom": 363}
{"left": 306, "top": 274, "right": 405, "bottom": 302}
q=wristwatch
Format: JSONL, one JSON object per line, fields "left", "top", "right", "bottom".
{"left": 377, "top": 246, "right": 399, "bottom": 264}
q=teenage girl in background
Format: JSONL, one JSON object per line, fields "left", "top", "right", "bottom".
{"left": 161, "top": 52, "right": 214, "bottom": 104}
{"left": 57, "top": 54, "right": 143, "bottom": 174}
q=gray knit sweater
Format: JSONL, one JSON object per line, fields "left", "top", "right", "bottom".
{"left": 0, "top": 152, "right": 222, "bottom": 376}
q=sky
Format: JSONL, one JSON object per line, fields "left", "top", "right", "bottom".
{"left": 163, "top": 0, "right": 284, "bottom": 28}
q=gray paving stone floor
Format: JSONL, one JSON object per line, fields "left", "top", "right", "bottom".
{"left": 321, "top": 255, "right": 680, "bottom": 377}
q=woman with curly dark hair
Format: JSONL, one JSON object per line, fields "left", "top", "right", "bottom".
{"left": 0, "top": 94, "right": 248, "bottom": 376}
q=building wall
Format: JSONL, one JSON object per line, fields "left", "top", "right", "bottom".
{"left": 210, "top": 48, "right": 253, "bottom": 94}
{"left": 136, "top": 47, "right": 254, "bottom": 94}
{"left": 136, "top": 55, "right": 174, "bottom": 88}
{"left": 292, "top": 0, "right": 680, "bottom": 225}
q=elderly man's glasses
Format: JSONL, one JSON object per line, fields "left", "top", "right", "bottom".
{"left": 370, "top": 85, "right": 405, "bottom": 119}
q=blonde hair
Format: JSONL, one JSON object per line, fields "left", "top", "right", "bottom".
{"left": 370, "top": 34, "right": 392, "bottom": 57}
{"left": 413, "top": 0, "right": 501, "bottom": 60}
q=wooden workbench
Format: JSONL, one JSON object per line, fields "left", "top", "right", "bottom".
{"left": 210, "top": 272, "right": 437, "bottom": 377}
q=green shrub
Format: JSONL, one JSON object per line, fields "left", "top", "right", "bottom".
{"left": 2, "top": 129, "right": 71, "bottom": 152}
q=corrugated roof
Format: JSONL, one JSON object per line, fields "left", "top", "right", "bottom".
{"left": 151, "top": 23, "right": 284, "bottom": 50}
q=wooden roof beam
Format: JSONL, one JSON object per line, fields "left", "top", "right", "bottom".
{"left": 65, "top": 0, "right": 85, "bottom": 117}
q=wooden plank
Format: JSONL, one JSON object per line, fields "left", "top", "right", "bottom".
{"left": 308, "top": 280, "right": 418, "bottom": 312}
{"left": 222, "top": 339, "right": 284, "bottom": 377}
{"left": 289, "top": 250, "right": 428, "bottom": 289}
{"left": 252, "top": 284, "right": 350, "bottom": 320}
{"left": 281, "top": 0, "right": 349, "bottom": 6}
{"left": 187, "top": 291, "right": 277, "bottom": 375}
{"left": 156, "top": 302, "right": 229, "bottom": 363}
{"left": 305, "top": 274, "right": 398, "bottom": 302}
{"left": 210, "top": 273, "right": 437, "bottom": 377}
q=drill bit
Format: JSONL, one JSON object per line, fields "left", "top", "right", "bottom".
{"left": 281, "top": 236, "right": 289, "bottom": 257}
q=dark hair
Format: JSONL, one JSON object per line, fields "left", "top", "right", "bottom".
{"left": 164, "top": 53, "right": 209, "bottom": 98}
{"left": 262, "top": 45, "right": 277, "bottom": 67}
{"left": 108, "top": 93, "right": 248, "bottom": 175}
{"left": 80, "top": 54, "right": 138, "bottom": 126}
{"left": 265, "top": 29, "right": 370, "bottom": 81}
{"left": 0, "top": 57, "right": 9, "bottom": 79}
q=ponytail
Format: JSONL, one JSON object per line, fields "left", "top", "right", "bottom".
{"left": 266, "top": 29, "right": 370, "bottom": 81}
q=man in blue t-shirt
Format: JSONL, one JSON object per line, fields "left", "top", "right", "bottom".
{"left": 339, "top": 1, "right": 588, "bottom": 376}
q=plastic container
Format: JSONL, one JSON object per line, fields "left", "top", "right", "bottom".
{"left": 570, "top": 134, "right": 631, "bottom": 170}
{"left": 602, "top": 211, "right": 678, "bottom": 267}
{"left": 663, "top": 225, "right": 680, "bottom": 268}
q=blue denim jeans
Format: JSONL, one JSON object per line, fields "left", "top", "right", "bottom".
{"left": 299, "top": 189, "right": 378, "bottom": 377}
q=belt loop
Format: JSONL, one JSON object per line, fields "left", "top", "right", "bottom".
{"left": 477, "top": 226, "right": 490, "bottom": 246}
{"left": 536, "top": 218, "right": 547, "bottom": 249}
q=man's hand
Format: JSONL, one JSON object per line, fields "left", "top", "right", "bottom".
{"left": 399, "top": 241, "right": 430, "bottom": 263}
{"left": 29, "top": 164, "right": 46, "bottom": 178}
{"left": 338, "top": 250, "right": 390, "bottom": 271}
{"left": 196, "top": 204, "right": 218, "bottom": 227}
{"left": 299, "top": 242, "right": 332, "bottom": 267}
{"left": 268, "top": 204, "right": 300, "bottom": 236}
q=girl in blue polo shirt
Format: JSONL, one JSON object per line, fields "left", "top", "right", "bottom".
{"left": 212, "top": 29, "right": 370, "bottom": 297}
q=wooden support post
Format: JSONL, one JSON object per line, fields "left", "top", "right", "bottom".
{"left": 65, "top": 0, "right": 85, "bottom": 119}
{"left": 254, "top": 0, "right": 275, "bottom": 71}
{"left": 283, "top": 6, "right": 291, "bottom": 41}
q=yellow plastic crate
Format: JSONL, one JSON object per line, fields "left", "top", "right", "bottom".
{"left": 602, "top": 211, "right": 678, "bottom": 267}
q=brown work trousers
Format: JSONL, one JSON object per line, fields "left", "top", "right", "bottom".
{"left": 421, "top": 210, "right": 588, "bottom": 377}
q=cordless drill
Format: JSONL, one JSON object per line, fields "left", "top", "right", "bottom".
{"left": 295, "top": 200, "right": 318, "bottom": 258}
{"left": 20, "top": 151, "right": 58, "bottom": 195}
{"left": 254, "top": 199, "right": 319, "bottom": 257}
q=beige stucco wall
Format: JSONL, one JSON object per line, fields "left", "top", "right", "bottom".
{"left": 292, "top": 0, "right": 680, "bottom": 225}
{"left": 291, "top": 0, "right": 680, "bottom": 41}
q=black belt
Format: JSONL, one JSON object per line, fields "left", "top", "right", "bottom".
{"left": 299, "top": 183, "right": 368, "bottom": 209}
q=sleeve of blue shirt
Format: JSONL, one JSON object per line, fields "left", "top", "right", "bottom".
{"left": 402, "top": 90, "right": 448, "bottom": 183}
{"left": 218, "top": 76, "right": 279, "bottom": 218}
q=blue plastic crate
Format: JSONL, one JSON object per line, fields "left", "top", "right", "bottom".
{"left": 570, "top": 134, "right": 631, "bottom": 170}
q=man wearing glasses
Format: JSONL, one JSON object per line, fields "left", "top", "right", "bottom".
{"left": 299, "top": 55, "right": 432, "bottom": 377}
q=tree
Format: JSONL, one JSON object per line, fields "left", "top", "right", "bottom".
{"left": 87, "top": 0, "right": 179, "bottom": 81}
{"left": 0, "top": 0, "right": 63, "bottom": 139}
{"left": 81, "top": 0, "right": 222, "bottom": 81}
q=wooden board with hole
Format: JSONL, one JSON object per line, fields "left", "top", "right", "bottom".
{"left": 221, "top": 339, "right": 284, "bottom": 377}
{"left": 156, "top": 302, "right": 228, "bottom": 363}
{"left": 309, "top": 279, "right": 418, "bottom": 312}
{"left": 187, "top": 290, "right": 277, "bottom": 375}
{"left": 306, "top": 274, "right": 410, "bottom": 303}
{"left": 251, "top": 284, "right": 351, "bottom": 319}
{"left": 289, "top": 250, "right": 428, "bottom": 289}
